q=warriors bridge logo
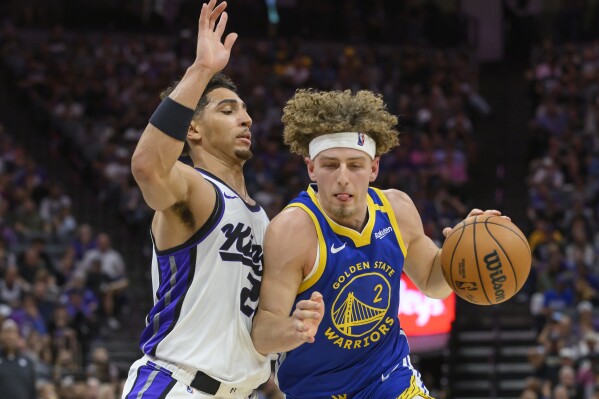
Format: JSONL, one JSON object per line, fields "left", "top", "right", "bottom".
{"left": 325, "top": 262, "right": 396, "bottom": 350}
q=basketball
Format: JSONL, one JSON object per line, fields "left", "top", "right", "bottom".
{"left": 440, "top": 214, "right": 531, "bottom": 305}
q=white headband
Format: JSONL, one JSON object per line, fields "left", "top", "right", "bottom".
{"left": 308, "top": 132, "right": 376, "bottom": 160}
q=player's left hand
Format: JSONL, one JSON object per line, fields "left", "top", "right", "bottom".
{"left": 442, "top": 209, "right": 511, "bottom": 238}
{"left": 292, "top": 291, "right": 325, "bottom": 344}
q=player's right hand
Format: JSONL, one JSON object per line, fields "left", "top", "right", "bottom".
{"left": 292, "top": 291, "right": 324, "bottom": 344}
{"left": 194, "top": 0, "right": 238, "bottom": 74}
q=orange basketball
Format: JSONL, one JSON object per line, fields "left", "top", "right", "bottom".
{"left": 440, "top": 214, "right": 531, "bottom": 305}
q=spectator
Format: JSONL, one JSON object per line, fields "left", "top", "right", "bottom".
{"left": 81, "top": 233, "right": 125, "bottom": 282}
{"left": 71, "top": 224, "right": 96, "bottom": 261}
{"left": 0, "top": 265, "right": 27, "bottom": 307}
{"left": 85, "top": 347, "right": 118, "bottom": 386}
{"left": 0, "top": 319, "right": 36, "bottom": 399}
{"left": 39, "top": 183, "right": 71, "bottom": 225}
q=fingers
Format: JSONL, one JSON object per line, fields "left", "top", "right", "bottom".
{"left": 214, "top": 11, "right": 228, "bottom": 38}
{"left": 467, "top": 208, "right": 483, "bottom": 217}
{"left": 293, "top": 308, "right": 321, "bottom": 321}
{"left": 223, "top": 33, "right": 238, "bottom": 51}
{"left": 292, "top": 291, "right": 325, "bottom": 345}
{"left": 467, "top": 208, "right": 503, "bottom": 218}
{"left": 310, "top": 291, "right": 323, "bottom": 303}
{"left": 294, "top": 321, "right": 316, "bottom": 343}
{"left": 209, "top": 1, "right": 227, "bottom": 31}
{"left": 476, "top": 209, "right": 510, "bottom": 221}
{"left": 482, "top": 209, "right": 502, "bottom": 216}
{"left": 199, "top": 2, "right": 209, "bottom": 32}
{"left": 443, "top": 209, "right": 511, "bottom": 238}
{"left": 199, "top": 0, "right": 226, "bottom": 33}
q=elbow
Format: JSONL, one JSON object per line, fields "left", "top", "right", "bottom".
{"left": 253, "top": 340, "right": 268, "bottom": 356}
{"left": 250, "top": 330, "right": 268, "bottom": 356}
{"left": 250, "top": 315, "right": 269, "bottom": 356}
{"left": 131, "top": 150, "right": 156, "bottom": 185}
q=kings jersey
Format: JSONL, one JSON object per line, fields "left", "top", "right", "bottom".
{"left": 276, "top": 184, "right": 411, "bottom": 399}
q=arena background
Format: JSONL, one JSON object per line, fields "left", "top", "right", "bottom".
{"left": 0, "top": 0, "right": 598, "bottom": 398}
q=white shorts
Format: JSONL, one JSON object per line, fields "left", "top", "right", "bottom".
{"left": 121, "top": 356, "right": 258, "bottom": 399}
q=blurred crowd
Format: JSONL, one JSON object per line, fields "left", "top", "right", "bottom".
{"left": 521, "top": 40, "right": 599, "bottom": 399}
{"left": 0, "top": 16, "right": 485, "bottom": 230}
{"left": 0, "top": 124, "right": 129, "bottom": 398}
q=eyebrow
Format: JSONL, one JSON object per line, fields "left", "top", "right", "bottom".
{"left": 319, "top": 156, "right": 367, "bottom": 162}
{"left": 215, "top": 98, "right": 247, "bottom": 110}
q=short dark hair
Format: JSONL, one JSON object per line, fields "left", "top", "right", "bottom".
{"left": 160, "top": 73, "right": 238, "bottom": 157}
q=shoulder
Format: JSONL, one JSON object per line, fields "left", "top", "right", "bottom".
{"left": 267, "top": 206, "right": 317, "bottom": 239}
{"left": 379, "top": 188, "right": 417, "bottom": 212}
{"left": 265, "top": 206, "right": 319, "bottom": 256}
{"left": 264, "top": 205, "right": 318, "bottom": 275}
{"left": 378, "top": 188, "right": 422, "bottom": 244}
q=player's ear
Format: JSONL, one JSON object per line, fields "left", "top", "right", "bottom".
{"left": 305, "top": 157, "right": 317, "bottom": 182}
{"left": 188, "top": 120, "right": 202, "bottom": 143}
{"left": 369, "top": 157, "right": 380, "bottom": 182}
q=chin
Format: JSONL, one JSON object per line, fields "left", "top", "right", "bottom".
{"left": 330, "top": 206, "right": 356, "bottom": 220}
{"left": 235, "top": 149, "right": 253, "bottom": 161}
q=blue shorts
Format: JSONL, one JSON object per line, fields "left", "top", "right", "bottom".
{"left": 285, "top": 356, "right": 434, "bottom": 399}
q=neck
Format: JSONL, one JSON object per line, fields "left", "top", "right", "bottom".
{"left": 194, "top": 154, "right": 251, "bottom": 201}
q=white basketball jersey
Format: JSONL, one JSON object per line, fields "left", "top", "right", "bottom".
{"left": 138, "top": 169, "right": 271, "bottom": 389}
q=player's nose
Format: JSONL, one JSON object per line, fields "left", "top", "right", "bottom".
{"left": 336, "top": 165, "right": 350, "bottom": 186}
{"left": 240, "top": 108, "right": 252, "bottom": 128}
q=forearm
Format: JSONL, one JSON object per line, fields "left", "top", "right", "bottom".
{"left": 168, "top": 65, "right": 213, "bottom": 109}
{"left": 133, "top": 67, "right": 212, "bottom": 179}
{"left": 252, "top": 310, "right": 309, "bottom": 355}
{"left": 422, "top": 249, "right": 453, "bottom": 299}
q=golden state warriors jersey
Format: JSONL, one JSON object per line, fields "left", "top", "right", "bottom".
{"left": 276, "top": 184, "right": 411, "bottom": 399}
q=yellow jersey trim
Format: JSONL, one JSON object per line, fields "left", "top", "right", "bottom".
{"left": 396, "top": 376, "right": 435, "bottom": 399}
{"left": 306, "top": 186, "right": 375, "bottom": 248}
{"left": 285, "top": 203, "right": 328, "bottom": 294}
{"left": 372, "top": 188, "right": 407, "bottom": 258}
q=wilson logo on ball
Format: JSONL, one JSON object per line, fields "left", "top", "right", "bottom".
{"left": 484, "top": 250, "right": 506, "bottom": 302}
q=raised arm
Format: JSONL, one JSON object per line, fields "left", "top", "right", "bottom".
{"left": 251, "top": 207, "right": 324, "bottom": 355}
{"left": 131, "top": 0, "right": 238, "bottom": 212}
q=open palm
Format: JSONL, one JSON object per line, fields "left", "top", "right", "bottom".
{"left": 194, "top": 0, "right": 238, "bottom": 73}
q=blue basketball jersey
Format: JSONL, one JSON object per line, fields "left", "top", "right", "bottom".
{"left": 276, "top": 184, "right": 412, "bottom": 399}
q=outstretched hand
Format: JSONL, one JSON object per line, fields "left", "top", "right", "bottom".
{"left": 442, "top": 208, "right": 511, "bottom": 238}
{"left": 194, "top": 0, "right": 238, "bottom": 73}
{"left": 292, "top": 292, "right": 325, "bottom": 344}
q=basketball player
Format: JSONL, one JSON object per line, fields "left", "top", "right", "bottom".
{"left": 122, "top": 1, "right": 271, "bottom": 398}
{"left": 251, "top": 89, "right": 504, "bottom": 399}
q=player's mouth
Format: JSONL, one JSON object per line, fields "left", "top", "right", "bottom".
{"left": 236, "top": 132, "right": 251, "bottom": 145}
{"left": 335, "top": 193, "right": 353, "bottom": 202}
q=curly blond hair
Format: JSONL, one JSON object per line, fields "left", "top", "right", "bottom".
{"left": 282, "top": 89, "right": 399, "bottom": 157}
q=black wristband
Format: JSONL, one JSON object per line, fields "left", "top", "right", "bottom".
{"left": 149, "top": 97, "right": 195, "bottom": 142}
